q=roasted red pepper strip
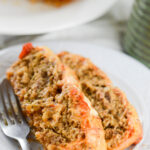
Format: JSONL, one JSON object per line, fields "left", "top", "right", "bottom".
{"left": 19, "top": 43, "right": 33, "bottom": 59}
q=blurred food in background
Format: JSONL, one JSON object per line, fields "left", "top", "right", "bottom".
{"left": 30, "top": 0, "right": 73, "bottom": 6}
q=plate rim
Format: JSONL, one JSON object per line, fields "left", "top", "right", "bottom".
{"left": 1, "top": 40, "right": 150, "bottom": 73}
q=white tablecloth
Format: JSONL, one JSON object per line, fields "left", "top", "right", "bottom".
{"left": 0, "top": 0, "right": 134, "bottom": 51}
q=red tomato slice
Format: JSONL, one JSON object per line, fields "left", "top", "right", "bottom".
{"left": 19, "top": 43, "right": 33, "bottom": 59}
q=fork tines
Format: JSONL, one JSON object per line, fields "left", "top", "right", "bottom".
{"left": 0, "top": 79, "right": 26, "bottom": 126}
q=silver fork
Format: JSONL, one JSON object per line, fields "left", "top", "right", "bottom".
{"left": 0, "top": 79, "right": 31, "bottom": 150}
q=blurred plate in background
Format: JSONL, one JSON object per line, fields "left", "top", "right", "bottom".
{"left": 0, "top": 0, "right": 117, "bottom": 35}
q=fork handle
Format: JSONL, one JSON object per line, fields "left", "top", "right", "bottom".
{"left": 18, "top": 138, "right": 32, "bottom": 150}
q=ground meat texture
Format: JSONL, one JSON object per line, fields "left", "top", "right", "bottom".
{"left": 58, "top": 51, "right": 143, "bottom": 150}
{"left": 7, "top": 47, "right": 106, "bottom": 150}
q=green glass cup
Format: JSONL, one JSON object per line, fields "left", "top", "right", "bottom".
{"left": 123, "top": 0, "right": 150, "bottom": 68}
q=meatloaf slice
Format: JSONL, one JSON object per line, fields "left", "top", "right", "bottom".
{"left": 58, "top": 51, "right": 143, "bottom": 150}
{"left": 6, "top": 43, "right": 106, "bottom": 150}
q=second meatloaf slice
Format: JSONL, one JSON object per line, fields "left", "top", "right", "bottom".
{"left": 7, "top": 43, "right": 106, "bottom": 150}
{"left": 58, "top": 51, "right": 143, "bottom": 150}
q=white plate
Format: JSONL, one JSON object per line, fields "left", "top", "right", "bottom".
{"left": 0, "top": 41, "right": 150, "bottom": 150}
{"left": 0, "top": 0, "right": 117, "bottom": 35}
